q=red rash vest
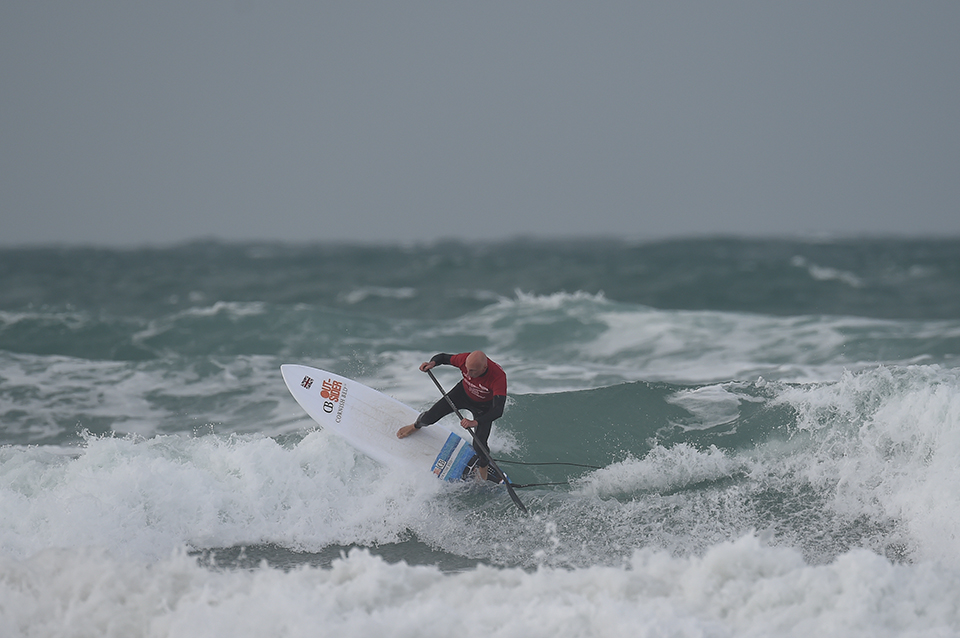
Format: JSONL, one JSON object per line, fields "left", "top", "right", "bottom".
{"left": 449, "top": 352, "right": 507, "bottom": 402}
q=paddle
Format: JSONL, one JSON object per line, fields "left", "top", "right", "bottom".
{"left": 426, "top": 369, "right": 527, "bottom": 513}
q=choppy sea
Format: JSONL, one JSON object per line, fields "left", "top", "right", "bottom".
{"left": 2, "top": 238, "right": 960, "bottom": 637}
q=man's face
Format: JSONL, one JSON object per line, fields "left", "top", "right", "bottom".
{"left": 466, "top": 361, "right": 487, "bottom": 378}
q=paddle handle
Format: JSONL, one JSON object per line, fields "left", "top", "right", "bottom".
{"left": 427, "top": 368, "right": 468, "bottom": 421}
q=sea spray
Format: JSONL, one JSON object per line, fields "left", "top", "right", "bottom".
{"left": 3, "top": 239, "right": 960, "bottom": 635}
{"left": 2, "top": 538, "right": 958, "bottom": 638}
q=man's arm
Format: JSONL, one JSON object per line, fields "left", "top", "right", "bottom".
{"left": 466, "top": 394, "right": 506, "bottom": 430}
{"left": 419, "top": 353, "right": 452, "bottom": 372}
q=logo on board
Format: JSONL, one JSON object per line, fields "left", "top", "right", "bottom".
{"left": 321, "top": 378, "right": 343, "bottom": 414}
{"left": 301, "top": 376, "right": 314, "bottom": 389}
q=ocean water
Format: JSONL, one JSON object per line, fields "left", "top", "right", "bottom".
{"left": 2, "top": 237, "right": 960, "bottom": 637}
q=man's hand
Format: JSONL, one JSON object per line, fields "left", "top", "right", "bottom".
{"left": 419, "top": 361, "right": 437, "bottom": 372}
{"left": 460, "top": 418, "right": 477, "bottom": 430}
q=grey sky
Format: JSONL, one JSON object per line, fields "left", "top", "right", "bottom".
{"left": 2, "top": 2, "right": 958, "bottom": 246}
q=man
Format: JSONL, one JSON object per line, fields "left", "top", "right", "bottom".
{"left": 396, "top": 350, "right": 506, "bottom": 481}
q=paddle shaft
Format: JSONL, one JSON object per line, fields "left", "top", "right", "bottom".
{"left": 426, "top": 369, "right": 527, "bottom": 513}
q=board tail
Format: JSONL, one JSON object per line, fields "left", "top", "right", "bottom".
{"left": 431, "top": 432, "right": 477, "bottom": 481}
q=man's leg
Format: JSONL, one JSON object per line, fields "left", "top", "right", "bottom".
{"left": 397, "top": 385, "right": 467, "bottom": 438}
{"left": 471, "top": 419, "right": 492, "bottom": 480}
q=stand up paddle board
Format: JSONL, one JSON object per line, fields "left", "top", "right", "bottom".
{"left": 280, "top": 364, "right": 480, "bottom": 481}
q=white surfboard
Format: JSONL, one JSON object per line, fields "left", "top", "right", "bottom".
{"left": 280, "top": 364, "right": 479, "bottom": 481}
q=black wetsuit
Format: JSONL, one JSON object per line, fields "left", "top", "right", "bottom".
{"left": 415, "top": 353, "right": 507, "bottom": 468}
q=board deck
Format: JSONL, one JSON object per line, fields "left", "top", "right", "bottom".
{"left": 280, "top": 364, "right": 478, "bottom": 481}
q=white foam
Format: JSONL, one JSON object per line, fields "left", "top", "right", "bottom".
{"left": 586, "top": 307, "right": 864, "bottom": 384}
{"left": 792, "top": 255, "right": 864, "bottom": 287}
{"left": 0, "top": 352, "right": 309, "bottom": 442}
{"left": 573, "top": 444, "right": 743, "bottom": 498}
{"left": 301, "top": 291, "right": 960, "bottom": 397}
{"left": 0, "top": 352, "right": 168, "bottom": 441}
{"left": 432, "top": 290, "right": 960, "bottom": 388}
{"left": 339, "top": 286, "right": 417, "bottom": 304}
{"left": 1, "top": 536, "right": 957, "bottom": 638}
{"left": 773, "top": 365, "right": 960, "bottom": 565}
{"left": 665, "top": 383, "right": 762, "bottom": 431}
{"left": 4, "top": 365, "right": 960, "bottom": 636}
{"left": 0, "top": 431, "right": 441, "bottom": 561}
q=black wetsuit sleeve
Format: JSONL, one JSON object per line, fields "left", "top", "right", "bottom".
{"left": 430, "top": 353, "right": 453, "bottom": 366}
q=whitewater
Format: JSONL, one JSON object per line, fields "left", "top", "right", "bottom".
{"left": 1, "top": 238, "right": 959, "bottom": 637}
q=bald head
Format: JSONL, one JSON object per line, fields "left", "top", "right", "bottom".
{"left": 464, "top": 351, "right": 488, "bottom": 378}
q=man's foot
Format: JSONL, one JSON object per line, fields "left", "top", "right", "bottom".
{"left": 397, "top": 424, "right": 417, "bottom": 439}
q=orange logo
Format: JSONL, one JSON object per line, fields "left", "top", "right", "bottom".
{"left": 320, "top": 379, "right": 343, "bottom": 402}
